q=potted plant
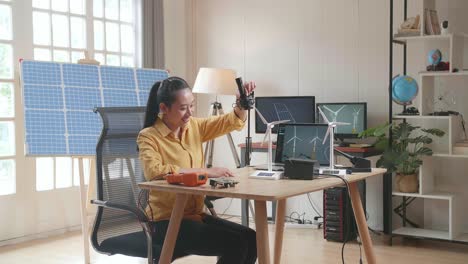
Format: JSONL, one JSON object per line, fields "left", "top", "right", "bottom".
{"left": 360, "top": 122, "right": 445, "bottom": 193}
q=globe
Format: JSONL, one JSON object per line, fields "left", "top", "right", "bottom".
{"left": 428, "top": 49, "right": 442, "bottom": 66}
{"left": 392, "top": 75, "right": 418, "bottom": 105}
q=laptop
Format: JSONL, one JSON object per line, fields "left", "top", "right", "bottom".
{"left": 254, "top": 123, "right": 330, "bottom": 170}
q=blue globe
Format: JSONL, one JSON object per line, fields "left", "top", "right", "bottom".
{"left": 392, "top": 75, "right": 418, "bottom": 105}
{"left": 428, "top": 49, "right": 442, "bottom": 66}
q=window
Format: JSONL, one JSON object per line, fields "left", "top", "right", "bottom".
{"left": 0, "top": 0, "right": 15, "bottom": 195}
{"left": 32, "top": 0, "right": 87, "bottom": 63}
{"left": 36, "top": 157, "right": 91, "bottom": 191}
{"left": 31, "top": 0, "right": 139, "bottom": 191}
{"left": 93, "top": 0, "right": 136, "bottom": 67}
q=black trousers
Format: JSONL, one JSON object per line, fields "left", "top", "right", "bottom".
{"left": 151, "top": 214, "right": 257, "bottom": 264}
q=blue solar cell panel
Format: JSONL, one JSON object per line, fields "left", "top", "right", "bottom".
{"left": 68, "top": 135, "right": 100, "bottom": 155}
{"left": 136, "top": 69, "right": 168, "bottom": 91}
{"left": 66, "top": 111, "right": 103, "bottom": 135}
{"left": 25, "top": 110, "right": 66, "bottom": 135}
{"left": 26, "top": 134, "right": 67, "bottom": 155}
{"left": 24, "top": 85, "right": 63, "bottom": 110}
{"left": 21, "top": 60, "right": 169, "bottom": 156}
{"left": 63, "top": 64, "right": 100, "bottom": 87}
{"left": 101, "top": 66, "right": 136, "bottom": 89}
{"left": 139, "top": 91, "right": 150, "bottom": 106}
{"left": 64, "top": 87, "right": 102, "bottom": 110}
{"left": 21, "top": 61, "right": 62, "bottom": 86}
{"left": 103, "top": 89, "right": 139, "bottom": 106}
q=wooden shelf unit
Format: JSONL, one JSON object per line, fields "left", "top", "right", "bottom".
{"left": 389, "top": 0, "right": 468, "bottom": 244}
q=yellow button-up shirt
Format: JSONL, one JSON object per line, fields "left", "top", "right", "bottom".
{"left": 137, "top": 111, "right": 245, "bottom": 221}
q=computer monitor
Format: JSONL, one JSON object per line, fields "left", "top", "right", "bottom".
{"left": 255, "top": 96, "right": 315, "bottom": 134}
{"left": 316, "top": 102, "right": 367, "bottom": 140}
{"left": 275, "top": 123, "right": 330, "bottom": 166}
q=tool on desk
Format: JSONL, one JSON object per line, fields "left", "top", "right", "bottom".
{"left": 165, "top": 173, "right": 207, "bottom": 187}
{"left": 334, "top": 148, "right": 372, "bottom": 173}
{"left": 209, "top": 178, "right": 239, "bottom": 188}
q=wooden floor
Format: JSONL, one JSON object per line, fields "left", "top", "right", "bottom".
{"left": 1, "top": 218, "right": 467, "bottom": 264}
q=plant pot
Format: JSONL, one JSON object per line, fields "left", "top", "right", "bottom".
{"left": 395, "top": 173, "right": 419, "bottom": 193}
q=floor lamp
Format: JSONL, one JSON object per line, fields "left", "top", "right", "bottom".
{"left": 193, "top": 67, "right": 241, "bottom": 168}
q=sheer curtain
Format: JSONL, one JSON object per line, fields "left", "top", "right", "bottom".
{"left": 142, "top": 0, "right": 165, "bottom": 68}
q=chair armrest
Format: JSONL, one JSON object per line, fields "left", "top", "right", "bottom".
{"left": 91, "top": 199, "right": 148, "bottom": 222}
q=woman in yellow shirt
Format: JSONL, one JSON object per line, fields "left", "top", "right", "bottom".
{"left": 137, "top": 76, "right": 257, "bottom": 263}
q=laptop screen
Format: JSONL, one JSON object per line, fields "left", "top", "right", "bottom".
{"left": 275, "top": 123, "right": 330, "bottom": 166}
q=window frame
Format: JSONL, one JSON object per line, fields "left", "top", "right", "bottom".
{"left": 29, "top": 0, "right": 142, "bottom": 192}
{"left": 0, "top": 0, "right": 17, "bottom": 196}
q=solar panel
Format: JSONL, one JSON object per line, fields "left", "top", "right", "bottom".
{"left": 20, "top": 60, "right": 168, "bottom": 156}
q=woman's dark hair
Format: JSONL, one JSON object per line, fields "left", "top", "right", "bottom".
{"left": 143, "top": 76, "right": 190, "bottom": 128}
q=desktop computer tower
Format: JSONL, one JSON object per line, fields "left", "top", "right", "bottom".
{"left": 323, "top": 180, "right": 366, "bottom": 242}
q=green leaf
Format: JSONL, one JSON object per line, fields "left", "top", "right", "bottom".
{"left": 407, "top": 136, "right": 432, "bottom": 144}
{"left": 415, "top": 147, "right": 433, "bottom": 156}
{"left": 374, "top": 137, "right": 389, "bottom": 151}
{"left": 393, "top": 122, "right": 419, "bottom": 140}
{"left": 421, "top": 128, "right": 445, "bottom": 137}
{"left": 359, "top": 123, "right": 390, "bottom": 138}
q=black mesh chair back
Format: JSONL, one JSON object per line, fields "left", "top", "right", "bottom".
{"left": 91, "top": 107, "right": 174, "bottom": 263}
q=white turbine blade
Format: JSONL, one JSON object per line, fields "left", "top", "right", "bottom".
{"left": 255, "top": 108, "right": 268, "bottom": 125}
{"left": 318, "top": 106, "right": 330, "bottom": 124}
{"left": 334, "top": 122, "right": 351, "bottom": 126}
{"left": 322, "top": 127, "right": 330, "bottom": 145}
{"left": 270, "top": 120, "right": 290, "bottom": 126}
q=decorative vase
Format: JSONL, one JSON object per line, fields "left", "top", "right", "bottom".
{"left": 395, "top": 173, "right": 419, "bottom": 193}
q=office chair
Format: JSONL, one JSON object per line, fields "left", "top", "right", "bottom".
{"left": 90, "top": 107, "right": 189, "bottom": 264}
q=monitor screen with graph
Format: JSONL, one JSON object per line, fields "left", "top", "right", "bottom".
{"left": 255, "top": 96, "right": 315, "bottom": 133}
{"left": 275, "top": 123, "right": 330, "bottom": 166}
{"left": 316, "top": 102, "right": 367, "bottom": 139}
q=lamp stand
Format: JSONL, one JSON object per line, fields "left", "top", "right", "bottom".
{"left": 204, "top": 102, "right": 241, "bottom": 168}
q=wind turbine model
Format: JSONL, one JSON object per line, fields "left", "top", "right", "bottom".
{"left": 318, "top": 106, "right": 350, "bottom": 175}
{"left": 285, "top": 126, "right": 303, "bottom": 156}
{"left": 321, "top": 105, "right": 346, "bottom": 133}
{"left": 250, "top": 108, "right": 289, "bottom": 180}
{"left": 308, "top": 128, "right": 324, "bottom": 160}
{"left": 351, "top": 107, "right": 362, "bottom": 134}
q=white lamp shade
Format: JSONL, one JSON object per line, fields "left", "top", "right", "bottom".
{"left": 192, "top": 68, "right": 238, "bottom": 96}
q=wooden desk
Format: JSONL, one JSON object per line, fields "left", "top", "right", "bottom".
{"left": 139, "top": 167, "right": 386, "bottom": 264}
{"left": 238, "top": 143, "right": 381, "bottom": 226}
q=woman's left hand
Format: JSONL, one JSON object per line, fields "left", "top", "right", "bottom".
{"left": 237, "top": 81, "right": 256, "bottom": 99}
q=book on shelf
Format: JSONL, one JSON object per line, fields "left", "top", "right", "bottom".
{"left": 424, "top": 8, "right": 434, "bottom": 35}
{"left": 430, "top": 9, "right": 441, "bottom": 35}
{"left": 424, "top": 8, "right": 441, "bottom": 35}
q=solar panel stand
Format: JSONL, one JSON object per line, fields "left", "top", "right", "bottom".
{"left": 204, "top": 102, "right": 241, "bottom": 168}
{"left": 76, "top": 156, "right": 91, "bottom": 264}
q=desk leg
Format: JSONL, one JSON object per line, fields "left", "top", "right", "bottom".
{"left": 273, "top": 199, "right": 286, "bottom": 264}
{"left": 348, "top": 182, "right": 376, "bottom": 264}
{"left": 242, "top": 199, "right": 250, "bottom": 227}
{"left": 254, "top": 200, "right": 270, "bottom": 264}
{"left": 159, "top": 194, "right": 188, "bottom": 264}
